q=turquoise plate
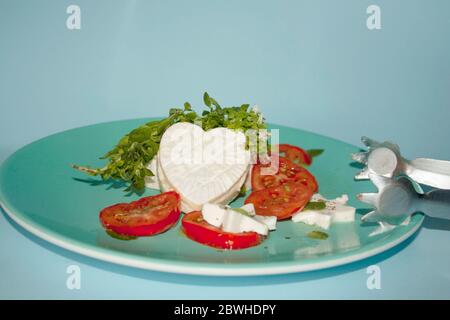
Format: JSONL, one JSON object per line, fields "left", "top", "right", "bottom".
{"left": 0, "top": 119, "right": 423, "bottom": 276}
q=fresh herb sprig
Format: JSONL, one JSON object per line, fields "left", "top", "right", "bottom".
{"left": 72, "top": 93, "right": 266, "bottom": 191}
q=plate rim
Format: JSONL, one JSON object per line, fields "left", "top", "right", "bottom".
{"left": 0, "top": 198, "right": 423, "bottom": 276}
{"left": 0, "top": 119, "right": 424, "bottom": 276}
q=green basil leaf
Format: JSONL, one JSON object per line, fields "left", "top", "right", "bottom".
{"left": 304, "top": 200, "right": 326, "bottom": 211}
{"left": 203, "top": 92, "right": 212, "bottom": 107}
{"left": 307, "top": 230, "right": 329, "bottom": 240}
{"left": 106, "top": 230, "right": 138, "bottom": 240}
{"left": 307, "top": 149, "right": 324, "bottom": 158}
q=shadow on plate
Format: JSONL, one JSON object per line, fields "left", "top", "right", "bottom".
{"left": 2, "top": 207, "right": 422, "bottom": 287}
{"left": 422, "top": 216, "right": 450, "bottom": 231}
{"left": 72, "top": 177, "right": 144, "bottom": 196}
{"left": 349, "top": 161, "right": 365, "bottom": 170}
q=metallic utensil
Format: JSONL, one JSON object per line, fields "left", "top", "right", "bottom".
{"left": 358, "top": 173, "right": 450, "bottom": 225}
{"left": 352, "top": 136, "right": 450, "bottom": 189}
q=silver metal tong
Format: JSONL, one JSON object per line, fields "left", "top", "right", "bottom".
{"left": 352, "top": 137, "right": 450, "bottom": 225}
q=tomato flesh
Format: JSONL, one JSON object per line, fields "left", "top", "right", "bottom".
{"left": 245, "top": 181, "right": 313, "bottom": 220}
{"left": 182, "top": 211, "right": 264, "bottom": 250}
{"left": 100, "top": 191, "right": 181, "bottom": 237}
{"left": 277, "top": 144, "right": 312, "bottom": 166}
{"left": 251, "top": 157, "right": 318, "bottom": 193}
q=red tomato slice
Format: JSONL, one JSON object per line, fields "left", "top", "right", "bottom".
{"left": 245, "top": 181, "right": 313, "bottom": 220}
{"left": 277, "top": 144, "right": 312, "bottom": 166}
{"left": 182, "top": 211, "right": 264, "bottom": 250}
{"left": 99, "top": 191, "right": 181, "bottom": 237}
{"left": 251, "top": 157, "right": 318, "bottom": 192}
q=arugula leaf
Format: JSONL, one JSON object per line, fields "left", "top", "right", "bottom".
{"left": 72, "top": 93, "right": 267, "bottom": 191}
{"left": 72, "top": 108, "right": 196, "bottom": 191}
{"left": 307, "top": 149, "right": 324, "bottom": 158}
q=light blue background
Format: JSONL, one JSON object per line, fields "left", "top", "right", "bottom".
{"left": 1, "top": 0, "right": 449, "bottom": 299}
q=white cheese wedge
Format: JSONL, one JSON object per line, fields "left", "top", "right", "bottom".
{"left": 239, "top": 203, "right": 256, "bottom": 216}
{"left": 201, "top": 203, "right": 276, "bottom": 236}
{"left": 222, "top": 209, "right": 269, "bottom": 236}
{"left": 253, "top": 215, "right": 277, "bottom": 231}
{"left": 334, "top": 194, "right": 349, "bottom": 205}
{"left": 292, "top": 210, "right": 332, "bottom": 229}
{"left": 232, "top": 203, "right": 276, "bottom": 232}
{"left": 202, "top": 203, "right": 227, "bottom": 228}
{"left": 292, "top": 194, "right": 356, "bottom": 230}
{"left": 331, "top": 205, "right": 356, "bottom": 223}
{"left": 157, "top": 123, "right": 251, "bottom": 212}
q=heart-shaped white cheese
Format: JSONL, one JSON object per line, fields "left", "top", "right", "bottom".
{"left": 158, "top": 122, "right": 251, "bottom": 212}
